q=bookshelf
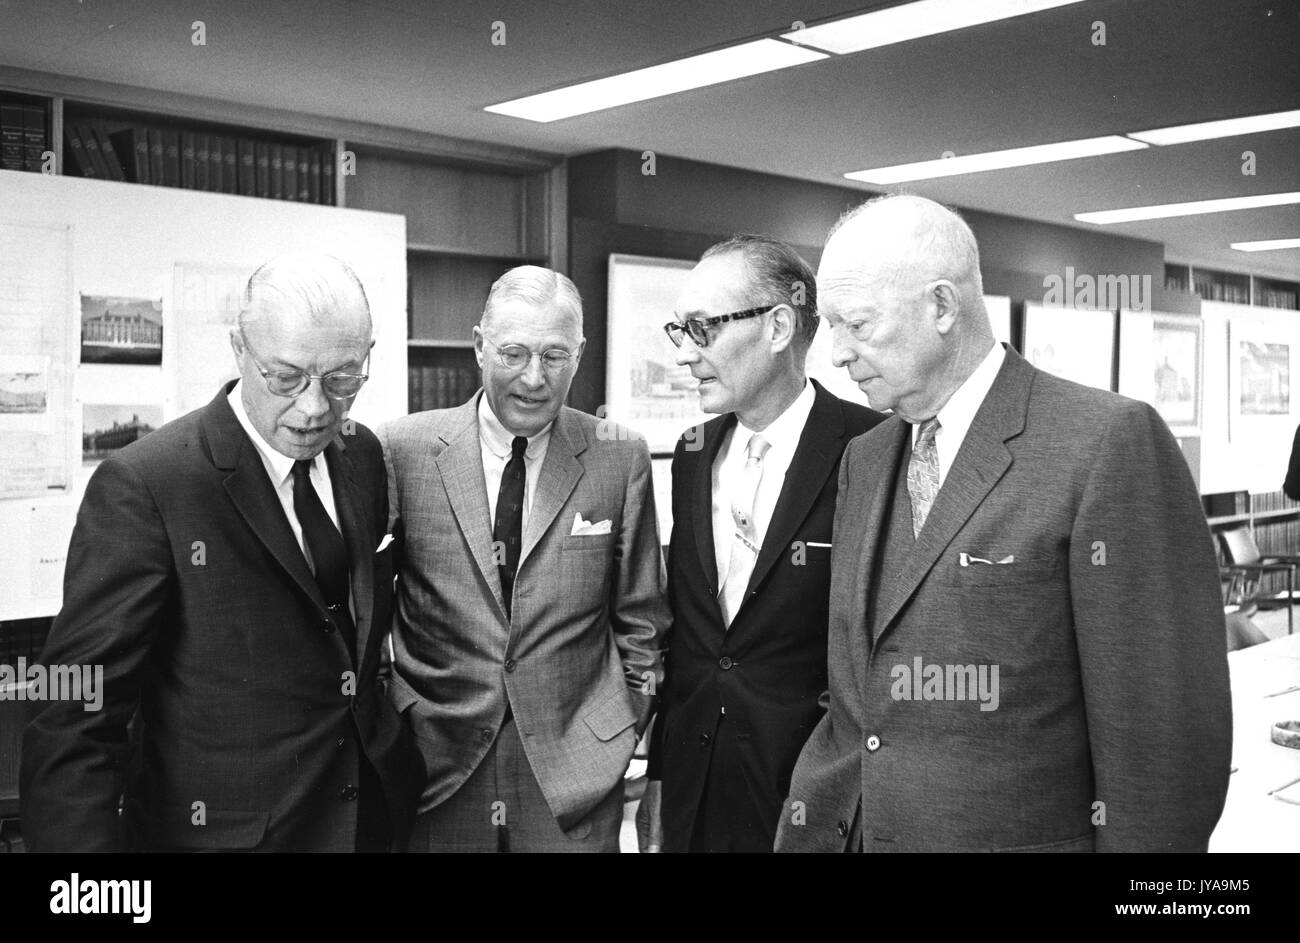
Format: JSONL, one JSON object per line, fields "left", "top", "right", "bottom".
{"left": 0, "top": 66, "right": 565, "bottom": 418}
{"left": 1166, "top": 262, "right": 1300, "bottom": 311}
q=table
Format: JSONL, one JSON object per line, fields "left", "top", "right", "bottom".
{"left": 1209, "top": 632, "right": 1300, "bottom": 851}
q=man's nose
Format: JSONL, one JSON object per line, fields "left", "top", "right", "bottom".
{"left": 519, "top": 354, "right": 546, "bottom": 388}
{"left": 296, "top": 377, "right": 332, "bottom": 417}
{"left": 674, "top": 335, "right": 701, "bottom": 366}
{"left": 830, "top": 323, "right": 855, "bottom": 369}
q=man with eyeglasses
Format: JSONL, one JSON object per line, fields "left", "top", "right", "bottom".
{"left": 637, "top": 234, "right": 885, "bottom": 853}
{"left": 379, "top": 264, "right": 668, "bottom": 852}
{"left": 22, "top": 251, "right": 420, "bottom": 852}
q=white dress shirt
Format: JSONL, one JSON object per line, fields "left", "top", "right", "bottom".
{"left": 712, "top": 379, "right": 817, "bottom": 583}
{"left": 478, "top": 392, "right": 553, "bottom": 528}
{"left": 912, "top": 343, "right": 1005, "bottom": 488}
{"left": 228, "top": 382, "right": 341, "bottom": 558}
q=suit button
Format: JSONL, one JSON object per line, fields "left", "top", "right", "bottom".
{"left": 837, "top": 820, "right": 849, "bottom": 837}
{"left": 322, "top": 618, "right": 335, "bottom": 634}
{"left": 866, "top": 734, "right": 881, "bottom": 752}
{"left": 481, "top": 728, "right": 494, "bottom": 743}
{"left": 339, "top": 785, "right": 358, "bottom": 801}
{"left": 335, "top": 738, "right": 346, "bottom": 748}
{"left": 504, "top": 658, "right": 516, "bottom": 673}
{"left": 718, "top": 656, "right": 733, "bottom": 670}
{"left": 699, "top": 733, "right": 711, "bottom": 747}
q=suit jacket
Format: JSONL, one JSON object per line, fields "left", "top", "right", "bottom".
{"left": 379, "top": 396, "right": 669, "bottom": 830}
{"left": 1284, "top": 423, "right": 1300, "bottom": 500}
{"left": 649, "top": 380, "right": 884, "bottom": 852}
{"left": 776, "top": 347, "right": 1232, "bottom": 853}
{"left": 21, "top": 383, "right": 420, "bottom": 852}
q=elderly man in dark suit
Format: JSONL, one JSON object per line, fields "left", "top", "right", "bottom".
{"left": 777, "top": 195, "right": 1232, "bottom": 853}
{"left": 638, "top": 234, "right": 884, "bottom": 853}
{"left": 22, "top": 251, "right": 419, "bottom": 852}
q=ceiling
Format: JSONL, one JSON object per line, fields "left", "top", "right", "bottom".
{"left": 1, "top": 0, "right": 1297, "bottom": 279}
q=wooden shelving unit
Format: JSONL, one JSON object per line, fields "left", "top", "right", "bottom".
{"left": 1166, "top": 262, "right": 1300, "bottom": 311}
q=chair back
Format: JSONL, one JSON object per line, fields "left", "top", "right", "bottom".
{"left": 1220, "top": 526, "right": 1263, "bottom": 566}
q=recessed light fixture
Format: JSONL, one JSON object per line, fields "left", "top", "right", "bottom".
{"left": 1076, "top": 192, "right": 1300, "bottom": 225}
{"left": 782, "top": 0, "right": 1087, "bottom": 54}
{"left": 1128, "top": 109, "right": 1300, "bottom": 145}
{"left": 1231, "top": 237, "right": 1300, "bottom": 252}
{"left": 845, "top": 136, "right": 1147, "bottom": 185}
{"left": 484, "top": 39, "right": 827, "bottom": 122}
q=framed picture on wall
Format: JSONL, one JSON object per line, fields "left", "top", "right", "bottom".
{"left": 605, "top": 253, "right": 705, "bottom": 454}
{"left": 1022, "top": 303, "right": 1116, "bottom": 392}
{"left": 1119, "top": 310, "right": 1202, "bottom": 435}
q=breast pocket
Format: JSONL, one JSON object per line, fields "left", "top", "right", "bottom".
{"left": 933, "top": 550, "right": 1063, "bottom": 588}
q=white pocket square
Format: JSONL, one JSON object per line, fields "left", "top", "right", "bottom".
{"left": 958, "top": 551, "right": 1014, "bottom": 566}
{"left": 571, "top": 512, "right": 612, "bottom": 536}
{"left": 376, "top": 533, "right": 395, "bottom": 552}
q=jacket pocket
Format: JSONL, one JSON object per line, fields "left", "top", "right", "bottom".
{"left": 583, "top": 686, "right": 637, "bottom": 741}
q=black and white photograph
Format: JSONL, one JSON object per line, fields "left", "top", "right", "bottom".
{"left": 78, "top": 294, "right": 163, "bottom": 365}
{"left": 0, "top": 0, "right": 1298, "bottom": 919}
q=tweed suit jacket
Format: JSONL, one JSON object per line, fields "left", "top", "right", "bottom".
{"left": 776, "top": 347, "right": 1232, "bottom": 853}
{"left": 379, "top": 395, "right": 669, "bottom": 830}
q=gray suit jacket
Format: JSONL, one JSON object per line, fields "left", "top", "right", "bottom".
{"left": 379, "top": 396, "right": 669, "bottom": 829}
{"left": 776, "top": 347, "right": 1232, "bottom": 852}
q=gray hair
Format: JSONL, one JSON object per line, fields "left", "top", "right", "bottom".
{"left": 702, "top": 234, "right": 818, "bottom": 347}
{"left": 238, "top": 251, "right": 371, "bottom": 335}
{"left": 829, "top": 194, "right": 984, "bottom": 296}
{"left": 482, "top": 265, "right": 584, "bottom": 338}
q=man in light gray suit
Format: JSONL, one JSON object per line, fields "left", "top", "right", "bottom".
{"left": 777, "top": 195, "right": 1232, "bottom": 852}
{"left": 380, "top": 265, "right": 668, "bottom": 852}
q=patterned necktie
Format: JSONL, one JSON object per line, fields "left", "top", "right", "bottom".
{"left": 292, "top": 458, "right": 355, "bottom": 649}
{"left": 907, "top": 418, "right": 941, "bottom": 538}
{"left": 720, "top": 433, "right": 770, "bottom": 626}
{"left": 492, "top": 435, "right": 528, "bottom": 618}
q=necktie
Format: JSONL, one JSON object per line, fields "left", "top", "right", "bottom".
{"left": 720, "top": 433, "right": 770, "bottom": 626}
{"left": 907, "top": 418, "right": 941, "bottom": 538}
{"left": 292, "top": 459, "right": 356, "bottom": 649}
{"left": 493, "top": 435, "right": 528, "bottom": 619}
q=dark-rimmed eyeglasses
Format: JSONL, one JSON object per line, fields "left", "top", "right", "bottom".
{"left": 662, "top": 306, "right": 774, "bottom": 349}
{"left": 240, "top": 330, "right": 370, "bottom": 399}
{"left": 482, "top": 336, "right": 577, "bottom": 373}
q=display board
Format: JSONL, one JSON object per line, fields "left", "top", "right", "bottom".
{"left": 0, "top": 170, "right": 407, "bottom": 620}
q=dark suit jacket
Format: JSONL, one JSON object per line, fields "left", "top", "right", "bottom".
{"left": 776, "top": 348, "right": 1232, "bottom": 853}
{"left": 649, "top": 379, "right": 884, "bottom": 852}
{"left": 1284, "top": 424, "right": 1300, "bottom": 500}
{"left": 21, "top": 383, "right": 420, "bottom": 851}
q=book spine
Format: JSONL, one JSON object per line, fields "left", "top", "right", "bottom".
{"left": 283, "top": 145, "right": 297, "bottom": 201}
{"left": 108, "top": 128, "right": 147, "bottom": 183}
{"left": 296, "top": 148, "right": 310, "bottom": 201}
{"left": 221, "top": 137, "right": 237, "bottom": 194}
{"left": 148, "top": 127, "right": 166, "bottom": 185}
{"left": 163, "top": 132, "right": 181, "bottom": 187}
{"left": 2, "top": 102, "right": 30, "bottom": 171}
{"left": 321, "top": 146, "right": 335, "bottom": 205}
{"left": 421, "top": 366, "right": 437, "bottom": 411}
{"left": 269, "top": 143, "right": 284, "bottom": 199}
{"left": 308, "top": 148, "right": 321, "bottom": 205}
{"left": 237, "top": 138, "right": 256, "bottom": 195}
{"left": 78, "top": 120, "right": 112, "bottom": 179}
{"left": 23, "top": 104, "right": 48, "bottom": 172}
{"left": 255, "top": 141, "right": 270, "bottom": 197}
{"left": 61, "top": 118, "right": 89, "bottom": 176}
{"left": 91, "top": 120, "right": 125, "bottom": 181}
{"left": 183, "top": 132, "right": 199, "bottom": 190}
{"left": 408, "top": 365, "right": 421, "bottom": 414}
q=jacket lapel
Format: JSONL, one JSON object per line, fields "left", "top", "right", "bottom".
{"left": 852, "top": 419, "right": 909, "bottom": 655}
{"left": 872, "top": 350, "right": 1032, "bottom": 644}
{"left": 692, "top": 414, "right": 733, "bottom": 610}
{"left": 325, "top": 436, "right": 374, "bottom": 664}
{"left": 735, "top": 381, "right": 843, "bottom": 620}
{"left": 206, "top": 385, "right": 331, "bottom": 616}
{"left": 519, "top": 409, "right": 585, "bottom": 568}
{"left": 433, "top": 399, "right": 509, "bottom": 620}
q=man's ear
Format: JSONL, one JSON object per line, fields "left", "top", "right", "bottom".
{"left": 229, "top": 326, "right": 244, "bottom": 360}
{"left": 472, "top": 325, "right": 486, "bottom": 370}
{"left": 574, "top": 338, "right": 587, "bottom": 362}
{"left": 930, "top": 281, "right": 960, "bottom": 335}
{"left": 769, "top": 304, "right": 796, "bottom": 353}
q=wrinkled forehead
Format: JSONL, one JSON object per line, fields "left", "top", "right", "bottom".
{"left": 485, "top": 298, "right": 582, "bottom": 346}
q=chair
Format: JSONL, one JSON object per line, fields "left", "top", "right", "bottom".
{"left": 1219, "top": 526, "right": 1296, "bottom": 635}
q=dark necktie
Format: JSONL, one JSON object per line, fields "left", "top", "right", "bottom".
{"left": 292, "top": 459, "right": 356, "bottom": 649}
{"left": 492, "top": 436, "right": 528, "bottom": 619}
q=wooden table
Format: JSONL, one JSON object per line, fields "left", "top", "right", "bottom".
{"left": 1209, "top": 632, "right": 1300, "bottom": 851}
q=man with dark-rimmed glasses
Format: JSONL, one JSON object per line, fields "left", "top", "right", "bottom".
{"left": 23, "top": 251, "right": 420, "bottom": 852}
{"left": 637, "top": 234, "right": 885, "bottom": 853}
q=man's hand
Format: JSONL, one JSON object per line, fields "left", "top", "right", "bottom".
{"left": 636, "top": 779, "right": 664, "bottom": 853}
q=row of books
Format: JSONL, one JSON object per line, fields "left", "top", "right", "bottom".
{"left": 1251, "top": 489, "right": 1300, "bottom": 516}
{"left": 1192, "top": 274, "right": 1251, "bottom": 305}
{"left": 63, "top": 118, "right": 335, "bottom": 204}
{"left": 1256, "top": 286, "right": 1299, "bottom": 311}
{"left": 0, "top": 98, "right": 48, "bottom": 173}
{"left": 409, "top": 366, "right": 480, "bottom": 412}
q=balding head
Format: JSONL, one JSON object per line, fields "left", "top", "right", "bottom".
{"left": 238, "top": 250, "right": 372, "bottom": 340}
{"left": 818, "top": 195, "right": 995, "bottom": 421}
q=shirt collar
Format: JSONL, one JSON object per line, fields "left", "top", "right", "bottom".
{"left": 228, "top": 380, "right": 321, "bottom": 486}
{"left": 477, "top": 390, "right": 554, "bottom": 460}
{"left": 923, "top": 342, "right": 1005, "bottom": 443}
{"left": 735, "top": 378, "right": 816, "bottom": 458}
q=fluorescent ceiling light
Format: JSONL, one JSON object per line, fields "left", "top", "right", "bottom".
{"left": 485, "top": 38, "right": 827, "bottom": 122}
{"left": 783, "top": 0, "right": 1087, "bottom": 54}
{"left": 1129, "top": 109, "right": 1300, "bottom": 145}
{"left": 1231, "top": 237, "right": 1300, "bottom": 252}
{"left": 845, "top": 135, "right": 1147, "bottom": 184}
{"left": 1076, "top": 192, "right": 1300, "bottom": 225}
